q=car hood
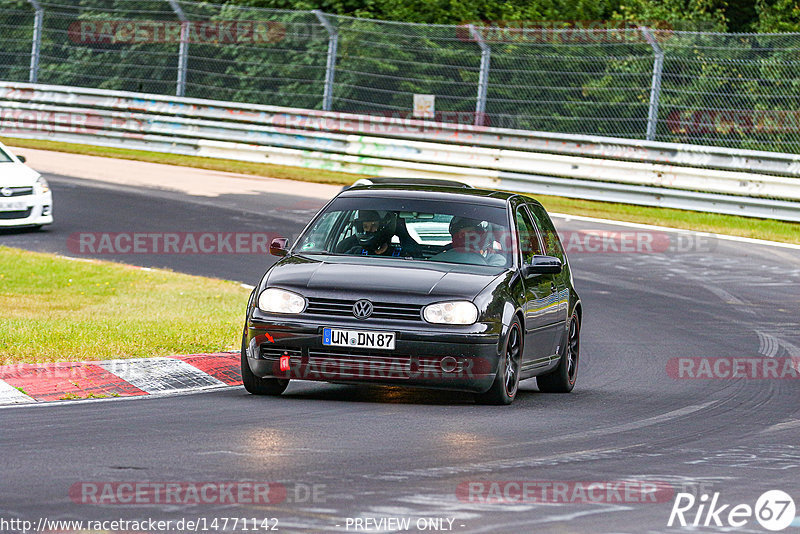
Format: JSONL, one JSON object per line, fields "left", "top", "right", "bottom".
{"left": 0, "top": 162, "right": 41, "bottom": 187}
{"left": 266, "top": 254, "right": 502, "bottom": 299}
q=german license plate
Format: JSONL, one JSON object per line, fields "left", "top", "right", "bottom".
{"left": 0, "top": 201, "right": 27, "bottom": 212}
{"left": 322, "top": 328, "right": 395, "bottom": 350}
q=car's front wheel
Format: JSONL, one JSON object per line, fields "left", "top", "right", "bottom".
{"left": 537, "top": 311, "right": 580, "bottom": 393}
{"left": 476, "top": 317, "right": 522, "bottom": 405}
{"left": 240, "top": 330, "right": 289, "bottom": 396}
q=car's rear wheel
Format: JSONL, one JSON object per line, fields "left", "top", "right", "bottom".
{"left": 537, "top": 311, "right": 580, "bottom": 393}
{"left": 240, "top": 330, "right": 289, "bottom": 396}
{"left": 476, "top": 317, "right": 522, "bottom": 405}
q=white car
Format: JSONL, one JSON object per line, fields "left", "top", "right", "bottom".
{"left": 0, "top": 142, "right": 52, "bottom": 229}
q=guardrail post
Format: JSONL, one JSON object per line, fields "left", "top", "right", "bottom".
{"left": 468, "top": 24, "right": 490, "bottom": 126}
{"left": 313, "top": 10, "right": 338, "bottom": 112}
{"left": 167, "top": 0, "right": 189, "bottom": 97}
{"left": 27, "top": 0, "right": 43, "bottom": 83}
{"left": 640, "top": 26, "right": 664, "bottom": 142}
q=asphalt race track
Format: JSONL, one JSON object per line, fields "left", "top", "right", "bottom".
{"left": 2, "top": 173, "right": 799, "bottom": 533}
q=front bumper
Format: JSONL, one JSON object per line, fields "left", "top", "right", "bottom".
{"left": 246, "top": 315, "right": 502, "bottom": 393}
{"left": 0, "top": 192, "right": 53, "bottom": 228}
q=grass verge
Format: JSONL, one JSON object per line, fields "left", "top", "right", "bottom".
{"left": 1, "top": 136, "right": 357, "bottom": 186}
{"left": 4, "top": 136, "right": 800, "bottom": 244}
{"left": 0, "top": 246, "right": 249, "bottom": 364}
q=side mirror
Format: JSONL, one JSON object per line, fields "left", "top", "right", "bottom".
{"left": 270, "top": 237, "right": 289, "bottom": 257}
{"left": 17, "top": 155, "right": 26, "bottom": 163}
{"left": 522, "top": 255, "right": 562, "bottom": 277}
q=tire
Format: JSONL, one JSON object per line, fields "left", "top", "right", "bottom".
{"left": 537, "top": 311, "right": 580, "bottom": 393}
{"left": 240, "top": 330, "right": 289, "bottom": 396}
{"left": 476, "top": 317, "right": 522, "bottom": 405}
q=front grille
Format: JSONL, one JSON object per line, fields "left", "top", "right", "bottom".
{"left": 306, "top": 297, "right": 422, "bottom": 321}
{"left": 0, "top": 208, "right": 32, "bottom": 220}
{"left": 1, "top": 187, "right": 33, "bottom": 197}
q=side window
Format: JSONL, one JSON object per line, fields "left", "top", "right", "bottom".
{"left": 515, "top": 207, "right": 543, "bottom": 264}
{"left": 528, "top": 204, "right": 565, "bottom": 261}
{"left": 296, "top": 211, "right": 344, "bottom": 252}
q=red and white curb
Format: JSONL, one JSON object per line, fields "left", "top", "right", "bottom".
{"left": 0, "top": 352, "right": 242, "bottom": 406}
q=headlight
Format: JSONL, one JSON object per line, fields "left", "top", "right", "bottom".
{"left": 34, "top": 176, "right": 49, "bottom": 195}
{"left": 258, "top": 288, "right": 306, "bottom": 314}
{"left": 423, "top": 301, "right": 478, "bottom": 325}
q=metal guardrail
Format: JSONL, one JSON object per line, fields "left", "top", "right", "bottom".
{"left": 5, "top": 2, "right": 800, "bottom": 154}
{"left": 1, "top": 81, "right": 799, "bottom": 222}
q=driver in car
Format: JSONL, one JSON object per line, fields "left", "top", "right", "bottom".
{"left": 336, "top": 210, "right": 405, "bottom": 257}
{"left": 431, "top": 217, "right": 508, "bottom": 266}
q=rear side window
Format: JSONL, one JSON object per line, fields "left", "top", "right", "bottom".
{"left": 0, "top": 147, "right": 13, "bottom": 163}
{"left": 528, "top": 203, "right": 565, "bottom": 261}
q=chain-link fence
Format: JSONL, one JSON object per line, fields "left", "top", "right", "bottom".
{"left": 2, "top": 0, "right": 800, "bottom": 154}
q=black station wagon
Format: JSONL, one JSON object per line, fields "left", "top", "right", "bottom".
{"left": 242, "top": 185, "right": 582, "bottom": 404}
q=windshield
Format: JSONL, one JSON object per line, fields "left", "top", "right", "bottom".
{"left": 294, "top": 197, "right": 512, "bottom": 267}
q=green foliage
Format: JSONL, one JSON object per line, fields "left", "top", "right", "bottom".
{"left": 756, "top": 0, "right": 800, "bottom": 32}
{"left": 612, "top": 0, "right": 728, "bottom": 30}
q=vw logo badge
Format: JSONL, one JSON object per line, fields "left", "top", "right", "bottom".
{"left": 353, "top": 299, "right": 373, "bottom": 320}
{"left": 0, "top": 187, "right": 12, "bottom": 197}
